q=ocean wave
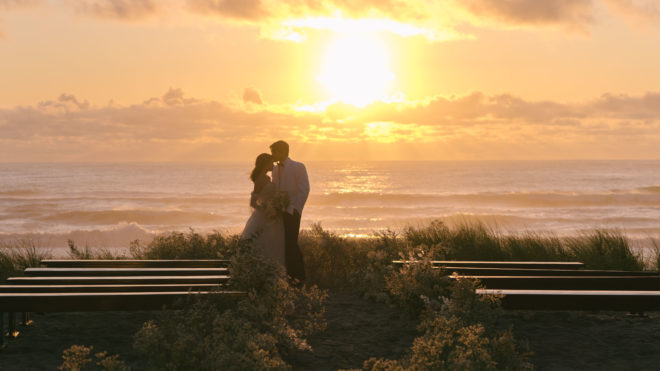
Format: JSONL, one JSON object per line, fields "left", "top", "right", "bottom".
{"left": 0, "top": 194, "right": 245, "bottom": 204}
{"left": 36, "top": 209, "right": 231, "bottom": 226}
{"left": 0, "top": 222, "right": 156, "bottom": 253}
{"left": 638, "top": 186, "right": 660, "bottom": 194}
{"left": 7, "top": 189, "right": 660, "bottom": 208}
{"left": 309, "top": 191, "right": 660, "bottom": 208}
{"left": 0, "top": 189, "right": 42, "bottom": 196}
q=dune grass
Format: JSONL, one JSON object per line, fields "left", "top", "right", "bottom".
{"left": 42, "top": 221, "right": 653, "bottom": 370}
{"left": 65, "top": 240, "right": 123, "bottom": 260}
{"left": 401, "top": 220, "right": 646, "bottom": 270}
{"left": 0, "top": 239, "right": 52, "bottom": 282}
{"left": 114, "top": 220, "right": 651, "bottom": 291}
{"left": 3, "top": 220, "right": 648, "bottom": 285}
{"left": 129, "top": 229, "right": 230, "bottom": 259}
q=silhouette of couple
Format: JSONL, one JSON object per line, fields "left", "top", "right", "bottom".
{"left": 241, "top": 140, "right": 309, "bottom": 282}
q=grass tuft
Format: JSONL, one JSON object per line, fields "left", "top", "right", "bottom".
{"left": 0, "top": 239, "right": 52, "bottom": 282}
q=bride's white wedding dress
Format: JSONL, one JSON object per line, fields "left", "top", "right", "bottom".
{"left": 241, "top": 176, "right": 286, "bottom": 266}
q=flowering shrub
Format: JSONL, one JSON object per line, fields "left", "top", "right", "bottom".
{"left": 385, "top": 246, "right": 450, "bottom": 317}
{"left": 300, "top": 224, "right": 405, "bottom": 299}
{"left": 58, "top": 345, "right": 129, "bottom": 371}
{"left": 132, "top": 237, "right": 327, "bottom": 370}
{"left": 364, "top": 278, "right": 532, "bottom": 370}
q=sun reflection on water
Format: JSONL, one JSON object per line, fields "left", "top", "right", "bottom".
{"left": 323, "top": 165, "right": 393, "bottom": 194}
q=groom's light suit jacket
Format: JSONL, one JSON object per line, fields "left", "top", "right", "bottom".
{"left": 272, "top": 158, "right": 310, "bottom": 215}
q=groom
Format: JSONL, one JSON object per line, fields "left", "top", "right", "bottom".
{"left": 271, "top": 140, "right": 309, "bottom": 282}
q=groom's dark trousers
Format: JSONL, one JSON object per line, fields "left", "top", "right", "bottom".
{"left": 283, "top": 210, "right": 306, "bottom": 282}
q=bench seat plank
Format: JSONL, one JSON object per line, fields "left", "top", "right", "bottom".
{"left": 394, "top": 261, "right": 585, "bottom": 269}
{"left": 41, "top": 260, "right": 229, "bottom": 268}
{"left": 0, "top": 284, "right": 223, "bottom": 293}
{"left": 24, "top": 268, "right": 228, "bottom": 276}
{"left": 443, "top": 267, "right": 659, "bottom": 276}
{"left": 0, "top": 291, "right": 244, "bottom": 312}
{"left": 477, "top": 289, "right": 660, "bottom": 311}
{"left": 455, "top": 276, "right": 660, "bottom": 290}
{"left": 7, "top": 275, "right": 230, "bottom": 285}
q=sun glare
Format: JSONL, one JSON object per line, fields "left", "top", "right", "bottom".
{"left": 317, "top": 34, "right": 395, "bottom": 107}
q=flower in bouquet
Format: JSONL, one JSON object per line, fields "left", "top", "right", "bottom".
{"left": 265, "top": 190, "right": 290, "bottom": 219}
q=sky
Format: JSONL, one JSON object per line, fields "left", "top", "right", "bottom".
{"left": 1, "top": 0, "right": 660, "bottom": 161}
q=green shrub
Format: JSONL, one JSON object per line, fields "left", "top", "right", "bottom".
{"left": 299, "top": 224, "right": 353, "bottom": 288}
{"left": 385, "top": 246, "right": 450, "bottom": 317}
{"left": 133, "top": 237, "right": 327, "bottom": 370}
{"left": 300, "top": 224, "right": 405, "bottom": 297}
{"left": 134, "top": 299, "right": 288, "bottom": 370}
{"left": 58, "top": 345, "right": 129, "bottom": 371}
{"left": 365, "top": 278, "right": 532, "bottom": 370}
{"left": 130, "top": 229, "right": 229, "bottom": 259}
{"left": 402, "top": 220, "right": 450, "bottom": 252}
{"left": 402, "top": 316, "right": 528, "bottom": 371}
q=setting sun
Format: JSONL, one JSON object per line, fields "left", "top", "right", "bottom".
{"left": 317, "top": 34, "right": 395, "bottom": 107}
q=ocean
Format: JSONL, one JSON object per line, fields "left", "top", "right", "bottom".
{"left": 2, "top": 161, "right": 660, "bottom": 254}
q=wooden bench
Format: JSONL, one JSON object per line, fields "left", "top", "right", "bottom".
{"left": 23, "top": 267, "right": 229, "bottom": 276}
{"left": 477, "top": 289, "right": 660, "bottom": 311}
{"left": 0, "top": 259, "right": 241, "bottom": 349}
{"left": 453, "top": 275, "right": 660, "bottom": 291}
{"left": 41, "top": 259, "right": 229, "bottom": 268}
{"left": 393, "top": 260, "right": 585, "bottom": 269}
{"left": 0, "top": 284, "right": 224, "bottom": 293}
{"left": 395, "top": 260, "right": 660, "bottom": 311}
{"left": 440, "top": 267, "right": 659, "bottom": 276}
{"left": 7, "top": 276, "right": 229, "bottom": 285}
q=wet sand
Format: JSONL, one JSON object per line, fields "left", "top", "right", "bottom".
{"left": 2, "top": 293, "right": 660, "bottom": 370}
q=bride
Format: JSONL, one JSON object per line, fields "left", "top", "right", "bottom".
{"left": 241, "top": 153, "right": 286, "bottom": 267}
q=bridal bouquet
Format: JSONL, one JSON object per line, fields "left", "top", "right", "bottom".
{"left": 265, "top": 190, "right": 290, "bottom": 219}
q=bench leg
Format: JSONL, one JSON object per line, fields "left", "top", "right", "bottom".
{"left": 8, "top": 312, "right": 18, "bottom": 339}
{"left": 1, "top": 312, "right": 5, "bottom": 349}
{"left": 21, "top": 312, "right": 32, "bottom": 326}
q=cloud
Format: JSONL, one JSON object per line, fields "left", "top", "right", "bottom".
{"left": 187, "top": 0, "right": 267, "bottom": 21}
{"left": 5, "top": 0, "right": 654, "bottom": 43}
{"left": 186, "top": 0, "right": 467, "bottom": 42}
{"left": 182, "top": 1, "right": 660, "bottom": 42}
{"left": 0, "top": 89, "right": 324, "bottom": 161}
{"left": 0, "top": 0, "right": 40, "bottom": 9}
{"left": 3, "top": 89, "right": 660, "bottom": 161}
{"left": 73, "top": 0, "right": 157, "bottom": 21}
{"left": 459, "top": 0, "right": 594, "bottom": 30}
{"left": 187, "top": 0, "right": 423, "bottom": 21}
{"left": 182, "top": 0, "right": 609, "bottom": 41}
{"left": 0, "top": 0, "right": 41, "bottom": 38}
{"left": 603, "top": 0, "right": 660, "bottom": 25}
{"left": 243, "top": 88, "right": 263, "bottom": 105}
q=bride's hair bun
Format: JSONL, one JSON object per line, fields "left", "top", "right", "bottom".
{"left": 250, "top": 153, "right": 273, "bottom": 182}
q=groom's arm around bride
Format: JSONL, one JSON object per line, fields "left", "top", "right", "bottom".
{"left": 271, "top": 140, "right": 309, "bottom": 282}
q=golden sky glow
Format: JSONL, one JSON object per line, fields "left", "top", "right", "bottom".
{"left": 2, "top": 0, "right": 660, "bottom": 161}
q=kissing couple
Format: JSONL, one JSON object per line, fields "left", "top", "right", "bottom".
{"left": 241, "top": 140, "right": 309, "bottom": 282}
